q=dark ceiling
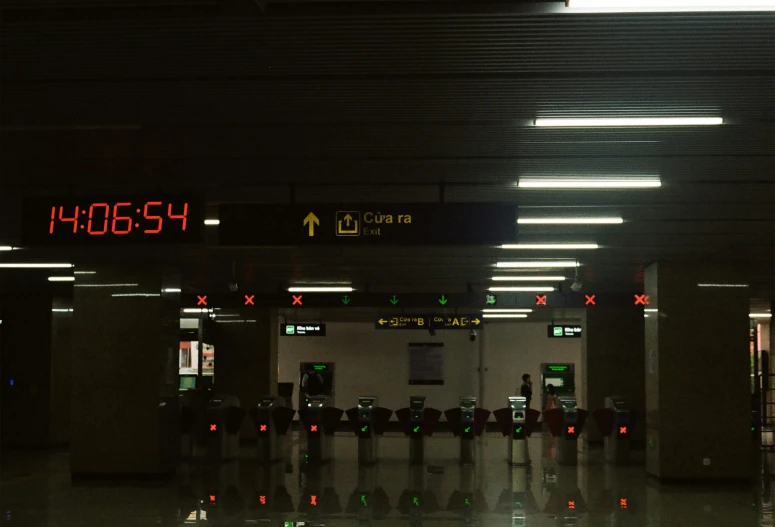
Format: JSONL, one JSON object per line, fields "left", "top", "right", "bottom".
{"left": 0, "top": 0, "right": 773, "bottom": 301}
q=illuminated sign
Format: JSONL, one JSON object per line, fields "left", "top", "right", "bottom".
{"left": 259, "top": 424, "right": 268, "bottom": 432}
{"left": 309, "top": 425, "right": 318, "bottom": 432}
{"left": 547, "top": 325, "right": 583, "bottom": 338}
{"left": 546, "top": 365, "right": 571, "bottom": 372}
{"left": 209, "top": 424, "right": 217, "bottom": 432}
{"left": 585, "top": 294, "right": 596, "bottom": 305}
{"left": 281, "top": 323, "right": 326, "bottom": 337}
{"left": 291, "top": 295, "right": 303, "bottom": 306}
{"left": 218, "top": 203, "right": 517, "bottom": 246}
{"left": 536, "top": 295, "right": 547, "bottom": 305}
{"left": 634, "top": 294, "right": 650, "bottom": 306}
{"left": 23, "top": 197, "right": 203, "bottom": 246}
{"left": 259, "top": 495, "right": 267, "bottom": 505}
{"left": 376, "top": 314, "right": 482, "bottom": 330}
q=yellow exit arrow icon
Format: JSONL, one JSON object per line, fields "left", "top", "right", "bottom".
{"left": 303, "top": 212, "right": 319, "bottom": 236}
{"left": 378, "top": 318, "right": 387, "bottom": 325}
{"left": 472, "top": 318, "right": 481, "bottom": 326}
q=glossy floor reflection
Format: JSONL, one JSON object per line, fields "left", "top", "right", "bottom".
{"left": 2, "top": 433, "right": 774, "bottom": 526}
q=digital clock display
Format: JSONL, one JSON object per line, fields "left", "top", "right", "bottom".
{"left": 23, "top": 197, "right": 203, "bottom": 246}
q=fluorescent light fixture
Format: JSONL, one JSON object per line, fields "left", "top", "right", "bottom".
{"left": 111, "top": 293, "right": 161, "bottom": 297}
{"left": 0, "top": 263, "right": 73, "bottom": 268}
{"left": 183, "top": 308, "right": 211, "bottom": 313}
{"left": 73, "top": 271, "right": 96, "bottom": 275}
{"left": 534, "top": 117, "right": 723, "bottom": 126}
{"left": 163, "top": 288, "right": 182, "bottom": 293}
{"left": 52, "top": 308, "right": 74, "bottom": 313}
{"left": 518, "top": 178, "right": 660, "bottom": 189}
{"left": 0, "top": 246, "right": 16, "bottom": 251}
{"left": 488, "top": 286, "right": 556, "bottom": 292}
{"left": 483, "top": 309, "right": 534, "bottom": 313}
{"left": 482, "top": 313, "right": 529, "bottom": 319}
{"left": 567, "top": 0, "right": 775, "bottom": 12}
{"left": 214, "top": 319, "right": 257, "bottom": 324}
{"left": 496, "top": 261, "right": 577, "bottom": 268}
{"left": 644, "top": 308, "right": 658, "bottom": 313}
{"left": 287, "top": 286, "right": 354, "bottom": 293}
{"left": 518, "top": 217, "right": 623, "bottom": 225}
{"left": 48, "top": 276, "right": 75, "bottom": 282}
{"left": 750, "top": 313, "right": 773, "bottom": 318}
{"left": 492, "top": 276, "right": 566, "bottom": 281}
{"left": 204, "top": 219, "right": 220, "bottom": 226}
{"left": 697, "top": 283, "right": 749, "bottom": 288}
{"left": 500, "top": 243, "right": 599, "bottom": 250}
{"left": 74, "top": 283, "right": 138, "bottom": 288}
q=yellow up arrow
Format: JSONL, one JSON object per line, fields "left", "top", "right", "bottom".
{"left": 303, "top": 212, "right": 320, "bottom": 236}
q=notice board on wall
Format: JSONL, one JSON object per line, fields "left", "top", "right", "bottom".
{"left": 408, "top": 343, "right": 444, "bottom": 385}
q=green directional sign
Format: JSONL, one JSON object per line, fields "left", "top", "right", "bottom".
{"left": 486, "top": 294, "right": 497, "bottom": 305}
{"left": 361, "top": 495, "right": 368, "bottom": 507}
{"left": 342, "top": 295, "right": 351, "bottom": 305}
{"left": 361, "top": 425, "right": 369, "bottom": 433}
{"left": 515, "top": 426, "right": 523, "bottom": 434}
{"left": 389, "top": 295, "right": 399, "bottom": 305}
{"left": 464, "top": 426, "right": 471, "bottom": 433}
{"left": 438, "top": 294, "right": 448, "bottom": 306}
{"left": 413, "top": 426, "right": 420, "bottom": 433}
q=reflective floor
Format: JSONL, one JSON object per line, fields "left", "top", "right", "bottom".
{"left": 2, "top": 433, "right": 774, "bottom": 526}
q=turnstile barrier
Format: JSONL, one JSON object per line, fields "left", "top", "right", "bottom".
{"left": 203, "top": 395, "right": 245, "bottom": 461}
{"left": 444, "top": 397, "right": 491, "bottom": 465}
{"left": 249, "top": 396, "right": 296, "bottom": 464}
{"left": 542, "top": 397, "right": 588, "bottom": 466}
{"left": 593, "top": 396, "right": 634, "bottom": 465}
{"left": 395, "top": 396, "right": 442, "bottom": 464}
{"left": 345, "top": 396, "right": 393, "bottom": 465}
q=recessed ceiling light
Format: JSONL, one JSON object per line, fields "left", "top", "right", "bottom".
{"left": 496, "top": 261, "right": 577, "bottom": 268}
{"left": 518, "top": 178, "right": 661, "bottom": 189}
{"left": 483, "top": 309, "right": 534, "bottom": 313}
{"left": 534, "top": 117, "right": 724, "bottom": 126}
{"left": 500, "top": 243, "right": 599, "bottom": 250}
{"left": 287, "top": 286, "right": 354, "bottom": 293}
{"left": 750, "top": 313, "right": 772, "bottom": 318}
{"left": 48, "top": 276, "right": 75, "bottom": 282}
{"left": 0, "top": 263, "right": 73, "bottom": 268}
{"left": 566, "top": 1, "right": 775, "bottom": 12}
{"left": 482, "top": 313, "right": 530, "bottom": 319}
{"left": 488, "top": 286, "right": 556, "bottom": 292}
{"left": 204, "top": 219, "right": 220, "bottom": 226}
{"left": 492, "top": 276, "right": 566, "bottom": 281}
{"left": 518, "top": 217, "right": 623, "bottom": 225}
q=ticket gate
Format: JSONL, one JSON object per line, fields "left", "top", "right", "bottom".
{"left": 493, "top": 396, "right": 540, "bottom": 466}
{"left": 250, "top": 396, "right": 296, "bottom": 464}
{"left": 299, "top": 395, "right": 343, "bottom": 463}
{"left": 542, "top": 396, "right": 588, "bottom": 466}
{"left": 444, "top": 396, "right": 490, "bottom": 465}
{"left": 396, "top": 396, "right": 442, "bottom": 465}
{"left": 203, "top": 395, "right": 245, "bottom": 461}
{"left": 592, "top": 396, "right": 633, "bottom": 465}
{"left": 345, "top": 396, "right": 393, "bottom": 465}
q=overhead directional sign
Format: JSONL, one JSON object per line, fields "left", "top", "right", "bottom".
{"left": 376, "top": 314, "right": 482, "bottom": 330}
{"left": 218, "top": 203, "right": 517, "bottom": 246}
{"left": 281, "top": 323, "right": 326, "bottom": 337}
{"left": 547, "top": 325, "right": 582, "bottom": 338}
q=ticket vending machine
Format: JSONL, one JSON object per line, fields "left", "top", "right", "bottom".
{"left": 604, "top": 396, "right": 631, "bottom": 465}
{"left": 203, "top": 395, "right": 245, "bottom": 461}
{"left": 250, "top": 396, "right": 296, "bottom": 464}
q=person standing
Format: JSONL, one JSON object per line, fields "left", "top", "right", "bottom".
{"left": 520, "top": 373, "right": 533, "bottom": 408}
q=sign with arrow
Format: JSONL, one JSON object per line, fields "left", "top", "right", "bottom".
{"left": 341, "top": 295, "right": 351, "bottom": 305}
{"left": 375, "top": 314, "right": 482, "bottom": 330}
{"left": 389, "top": 295, "right": 399, "bottom": 305}
{"left": 217, "top": 203, "right": 517, "bottom": 246}
{"left": 438, "top": 294, "right": 448, "bottom": 306}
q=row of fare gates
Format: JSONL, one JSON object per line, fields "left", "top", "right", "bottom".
{"left": 193, "top": 394, "right": 635, "bottom": 467}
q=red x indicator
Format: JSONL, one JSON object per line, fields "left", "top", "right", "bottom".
{"left": 259, "top": 424, "right": 267, "bottom": 432}
{"left": 244, "top": 294, "right": 255, "bottom": 306}
{"left": 620, "top": 498, "right": 628, "bottom": 509}
{"left": 209, "top": 495, "right": 216, "bottom": 503}
{"left": 209, "top": 424, "right": 217, "bottom": 432}
{"left": 619, "top": 426, "right": 627, "bottom": 435}
{"left": 310, "top": 425, "right": 318, "bottom": 432}
{"left": 310, "top": 495, "right": 318, "bottom": 506}
{"left": 568, "top": 500, "right": 575, "bottom": 510}
{"left": 292, "top": 295, "right": 303, "bottom": 306}
{"left": 585, "top": 294, "right": 596, "bottom": 305}
{"left": 634, "top": 294, "right": 650, "bottom": 306}
{"left": 197, "top": 295, "right": 208, "bottom": 306}
{"left": 567, "top": 426, "right": 575, "bottom": 435}
{"left": 536, "top": 295, "right": 547, "bottom": 306}
{"left": 259, "top": 495, "right": 267, "bottom": 505}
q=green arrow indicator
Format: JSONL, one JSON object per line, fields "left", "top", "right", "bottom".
{"left": 438, "top": 294, "right": 448, "bottom": 306}
{"left": 464, "top": 426, "right": 471, "bottom": 433}
{"left": 464, "top": 498, "right": 471, "bottom": 506}
{"left": 486, "top": 294, "right": 497, "bottom": 305}
{"left": 413, "top": 497, "right": 420, "bottom": 507}
{"left": 413, "top": 425, "right": 420, "bottom": 433}
{"left": 515, "top": 426, "right": 523, "bottom": 434}
{"left": 361, "top": 425, "right": 368, "bottom": 433}
{"left": 361, "top": 495, "right": 368, "bottom": 507}
{"left": 342, "top": 295, "right": 351, "bottom": 305}
{"left": 389, "top": 295, "right": 399, "bottom": 305}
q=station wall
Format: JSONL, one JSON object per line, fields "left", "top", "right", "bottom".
{"left": 277, "top": 321, "right": 582, "bottom": 415}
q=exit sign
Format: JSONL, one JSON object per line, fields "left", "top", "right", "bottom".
{"left": 547, "top": 325, "right": 582, "bottom": 338}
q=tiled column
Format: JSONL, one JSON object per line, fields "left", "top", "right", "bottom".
{"left": 644, "top": 262, "right": 751, "bottom": 481}
{"left": 214, "top": 309, "right": 278, "bottom": 438}
{"left": 70, "top": 266, "right": 180, "bottom": 477}
{"left": 581, "top": 307, "right": 646, "bottom": 444}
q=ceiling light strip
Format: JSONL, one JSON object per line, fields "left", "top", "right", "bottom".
{"left": 518, "top": 179, "right": 660, "bottom": 189}
{"left": 697, "top": 283, "right": 749, "bottom": 288}
{"left": 48, "top": 276, "right": 75, "bottom": 282}
{"left": 492, "top": 276, "right": 566, "bottom": 281}
{"left": 483, "top": 309, "right": 534, "bottom": 313}
{"left": 500, "top": 243, "right": 598, "bottom": 250}
{"left": 482, "top": 314, "right": 530, "bottom": 319}
{"left": 0, "top": 263, "right": 73, "bottom": 268}
{"left": 534, "top": 117, "right": 724, "bottom": 126}
{"left": 750, "top": 313, "right": 772, "bottom": 318}
{"left": 287, "top": 286, "right": 354, "bottom": 293}
{"left": 518, "top": 217, "right": 623, "bottom": 225}
{"left": 496, "top": 261, "right": 577, "bottom": 268}
{"left": 488, "top": 286, "right": 556, "bottom": 292}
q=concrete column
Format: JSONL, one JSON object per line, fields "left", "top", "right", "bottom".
{"left": 581, "top": 307, "right": 646, "bottom": 444}
{"left": 644, "top": 261, "right": 751, "bottom": 481}
{"left": 70, "top": 265, "right": 180, "bottom": 477}
{"left": 214, "top": 309, "right": 278, "bottom": 438}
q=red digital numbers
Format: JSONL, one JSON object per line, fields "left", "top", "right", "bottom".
{"left": 168, "top": 202, "right": 188, "bottom": 231}
{"left": 111, "top": 203, "right": 132, "bottom": 235}
{"left": 143, "top": 201, "right": 163, "bottom": 233}
{"left": 87, "top": 203, "right": 110, "bottom": 235}
{"left": 48, "top": 200, "right": 191, "bottom": 237}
